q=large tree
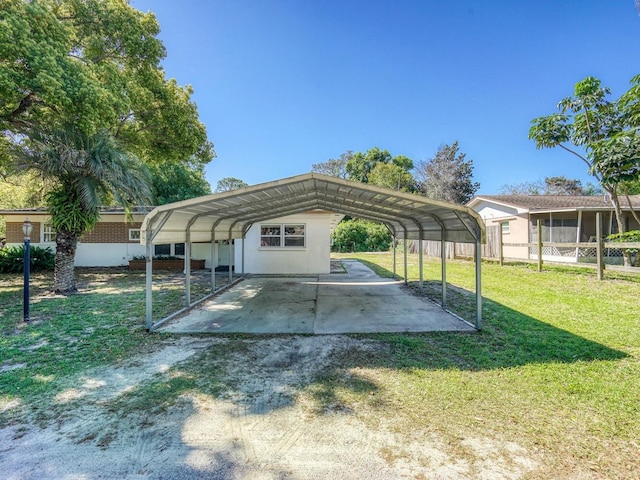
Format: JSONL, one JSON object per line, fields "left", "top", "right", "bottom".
{"left": 529, "top": 76, "right": 640, "bottom": 259}
{"left": 415, "top": 141, "right": 479, "bottom": 204}
{"left": 345, "top": 147, "right": 413, "bottom": 184}
{"left": 0, "top": 0, "right": 213, "bottom": 170}
{"left": 13, "top": 126, "right": 151, "bottom": 293}
{"left": 529, "top": 76, "right": 640, "bottom": 207}
{"left": 311, "top": 151, "right": 352, "bottom": 178}
{"left": 149, "top": 161, "right": 211, "bottom": 205}
{"left": 368, "top": 162, "right": 416, "bottom": 192}
{"left": 214, "top": 177, "right": 249, "bottom": 193}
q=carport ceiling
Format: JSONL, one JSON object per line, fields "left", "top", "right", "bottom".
{"left": 140, "top": 173, "right": 485, "bottom": 245}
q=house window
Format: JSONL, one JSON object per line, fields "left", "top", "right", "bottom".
{"left": 500, "top": 221, "right": 510, "bottom": 235}
{"left": 260, "top": 225, "right": 281, "bottom": 247}
{"left": 129, "top": 229, "right": 141, "bottom": 241}
{"left": 284, "top": 224, "right": 305, "bottom": 247}
{"left": 260, "top": 224, "right": 305, "bottom": 248}
{"left": 174, "top": 243, "right": 185, "bottom": 256}
{"left": 43, "top": 223, "right": 55, "bottom": 242}
{"left": 154, "top": 244, "right": 171, "bottom": 256}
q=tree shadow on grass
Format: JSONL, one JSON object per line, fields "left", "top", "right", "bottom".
{"left": 353, "top": 259, "right": 628, "bottom": 371}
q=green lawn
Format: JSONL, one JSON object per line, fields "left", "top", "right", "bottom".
{"left": 1, "top": 257, "right": 639, "bottom": 478}
{"left": 323, "top": 253, "right": 640, "bottom": 478}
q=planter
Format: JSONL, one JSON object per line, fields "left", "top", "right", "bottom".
{"left": 128, "top": 259, "right": 206, "bottom": 271}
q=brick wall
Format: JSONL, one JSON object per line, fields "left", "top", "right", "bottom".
{"left": 6, "top": 222, "right": 41, "bottom": 243}
{"left": 81, "top": 222, "right": 142, "bottom": 243}
{"left": 5, "top": 221, "right": 141, "bottom": 244}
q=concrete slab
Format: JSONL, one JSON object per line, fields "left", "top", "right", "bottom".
{"left": 160, "top": 260, "right": 475, "bottom": 334}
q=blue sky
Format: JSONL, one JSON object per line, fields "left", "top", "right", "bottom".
{"left": 130, "top": 0, "right": 640, "bottom": 194}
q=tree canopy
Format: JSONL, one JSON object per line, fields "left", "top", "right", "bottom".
{"left": 311, "top": 151, "right": 352, "bottom": 178}
{"left": 499, "top": 176, "right": 591, "bottom": 196}
{"left": 0, "top": 0, "right": 213, "bottom": 172}
{"left": 415, "top": 142, "right": 479, "bottom": 204}
{"left": 345, "top": 147, "right": 413, "bottom": 184}
{"left": 214, "top": 177, "right": 249, "bottom": 193}
{"left": 149, "top": 161, "right": 211, "bottom": 205}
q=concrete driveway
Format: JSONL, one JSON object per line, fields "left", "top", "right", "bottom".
{"left": 160, "top": 260, "right": 475, "bottom": 334}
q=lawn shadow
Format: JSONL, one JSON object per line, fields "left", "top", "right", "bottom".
{"left": 350, "top": 260, "right": 629, "bottom": 371}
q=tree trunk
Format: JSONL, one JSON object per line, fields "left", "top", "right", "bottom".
{"left": 609, "top": 190, "right": 632, "bottom": 267}
{"left": 54, "top": 229, "right": 78, "bottom": 294}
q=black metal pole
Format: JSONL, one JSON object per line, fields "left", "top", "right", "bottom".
{"left": 24, "top": 238, "right": 30, "bottom": 322}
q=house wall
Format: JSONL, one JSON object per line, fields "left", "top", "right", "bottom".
{"left": 472, "top": 201, "right": 530, "bottom": 260}
{"left": 3, "top": 213, "right": 147, "bottom": 267}
{"left": 234, "top": 212, "right": 332, "bottom": 274}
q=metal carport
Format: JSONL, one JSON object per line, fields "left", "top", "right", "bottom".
{"left": 140, "top": 173, "right": 485, "bottom": 331}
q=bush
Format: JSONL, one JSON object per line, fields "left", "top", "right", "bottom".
{"left": 607, "top": 230, "right": 640, "bottom": 266}
{"left": 331, "top": 219, "right": 392, "bottom": 252}
{"left": 0, "top": 245, "right": 55, "bottom": 273}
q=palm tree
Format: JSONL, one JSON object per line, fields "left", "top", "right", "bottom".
{"left": 13, "top": 126, "right": 152, "bottom": 293}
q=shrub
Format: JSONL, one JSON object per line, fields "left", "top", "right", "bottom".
{"left": 0, "top": 245, "right": 55, "bottom": 273}
{"left": 331, "top": 219, "right": 392, "bottom": 252}
{"left": 607, "top": 230, "right": 640, "bottom": 266}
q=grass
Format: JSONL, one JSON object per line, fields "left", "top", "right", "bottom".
{"left": 1, "top": 256, "right": 639, "bottom": 478}
{"left": 304, "top": 253, "right": 640, "bottom": 478}
{"left": 0, "top": 268, "right": 230, "bottom": 425}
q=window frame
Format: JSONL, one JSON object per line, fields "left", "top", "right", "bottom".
{"left": 500, "top": 221, "right": 510, "bottom": 235}
{"left": 259, "top": 223, "right": 306, "bottom": 249}
{"left": 43, "top": 223, "right": 55, "bottom": 242}
{"left": 128, "top": 228, "right": 141, "bottom": 241}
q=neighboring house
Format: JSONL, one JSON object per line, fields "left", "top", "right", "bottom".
{"left": 1, "top": 207, "right": 342, "bottom": 272}
{"left": 468, "top": 195, "right": 640, "bottom": 264}
{"left": 1, "top": 207, "right": 153, "bottom": 267}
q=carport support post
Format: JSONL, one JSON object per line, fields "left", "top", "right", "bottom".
{"left": 210, "top": 231, "right": 216, "bottom": 292}
{"left": 441, "top": 236, "right": 447, "bottom": 309}
{"left": 228, "top": 235, "right": 233, "bottom": 284}
{"left": 392, "top": 237, "right": 397, "bottom": 278}
{"left": 418, "top": 231, "right": 424, "bottom": 289}
{"left": 145, "top": 228, "right": 153, "bottom": 330}
{"left": 185, "top": 230, "right": 191, "bottom": 307}
{"left": 475, "top": 236, "right": 483, "bottom": 330}
{"left": 241, "top": 236, "right": 246, "bottom": 274}
{"left": 403, "top": 238, "right": 408, "bottom": 285}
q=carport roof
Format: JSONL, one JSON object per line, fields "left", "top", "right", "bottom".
{"left": 140, "top": 173, "right": 485, "bottom": 245}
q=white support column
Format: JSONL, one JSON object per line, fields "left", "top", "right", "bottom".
{"left": 185, "top": 229, "right": 191, "bottom": 307}
{"left": 441, "top": 236, "right": 447, "bottom": 308}
{"left": 145, "top": 227, "right": 153, "bottom": 330}
{"left": 393, "top": 237, "right": 397, "bottom": 278}
{"left": 228, "top": 235, "right": 233, "bottom": 284}
{"left": 475, "top": 236, "right": 483, "bottom": 330}
{"left": 403, "top": 238, "right": 408, "bottom": 285}
{"left": 418, "top": 231, "right": 424, "bottom": 289}
{"left": 210, "top": 230, "right": 216, "bottom": 292}
{"left": 241, "top": 236, "right": 246, "bottom": 274}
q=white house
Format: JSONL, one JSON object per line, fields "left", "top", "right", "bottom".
{"left": 0, "top": 207, "right": 342, "bottom": 273}
{"left": 1, "top": 207, "right": 151, "bottom": 267}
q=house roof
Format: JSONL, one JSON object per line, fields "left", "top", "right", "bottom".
{"left": 140, "top": 173, "right": 485, "bottom": 245}
{"left": 0, "top": 206, "right": 154, "bottom": 215}
{"left": 470, "top": 195, "right": 640, "bottom": 213}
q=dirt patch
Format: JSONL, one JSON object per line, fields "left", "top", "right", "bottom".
{"left": 1, "top": 335, "right": 538, "bottom": 479}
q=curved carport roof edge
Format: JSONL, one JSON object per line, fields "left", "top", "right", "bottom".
{"left": 140, "top": 173, "right": 485, "bottom": 245}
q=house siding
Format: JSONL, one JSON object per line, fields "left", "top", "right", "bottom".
{"left": 235, "top": 213, "right": 333, "bottom": 274}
